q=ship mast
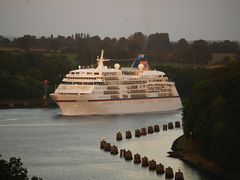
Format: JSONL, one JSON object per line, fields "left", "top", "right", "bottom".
{"left": 96, "top": 50, "right": 104, "bottom": 68}
{"left": 96, "top": 50, "right": 109, "bottom": 70}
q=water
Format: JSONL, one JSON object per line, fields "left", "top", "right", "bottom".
{"left": 0, "top": 108, "right": 212, "bottom": 180}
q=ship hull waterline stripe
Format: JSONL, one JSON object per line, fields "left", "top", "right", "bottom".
{"left": 55, "top": 96, "right": 180, "bottom": 103}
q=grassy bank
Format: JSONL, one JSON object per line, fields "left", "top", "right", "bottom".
{"left": 170, "top": 135, "right": 239, "bottom": 180}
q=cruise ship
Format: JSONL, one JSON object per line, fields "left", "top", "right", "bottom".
{"left": 50, "top": 50, "right": 182, "bottom": 116}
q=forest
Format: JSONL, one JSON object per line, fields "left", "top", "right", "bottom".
{"left": 183, "top": 60, "right": 240, "bottom": 173}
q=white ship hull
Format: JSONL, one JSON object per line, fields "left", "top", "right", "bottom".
{"left": 51, "top": 94, "right": 182, "bottom": 116}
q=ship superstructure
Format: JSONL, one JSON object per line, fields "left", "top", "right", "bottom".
{"left": 50, "top": 50, "right": 182, "bottom": 116}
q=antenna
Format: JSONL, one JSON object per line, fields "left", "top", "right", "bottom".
{"left": 100, "top": 49, "right": 104, "bottom": 60}
{"left": 91, "top": 49, "right": 93, "bottom": 68}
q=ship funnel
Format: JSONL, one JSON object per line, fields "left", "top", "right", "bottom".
{"left": 131, "top": 54, "right": 149, "bottom": 71}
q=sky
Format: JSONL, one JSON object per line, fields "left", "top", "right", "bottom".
{"left": 0, "top": 0, "right": 240, "bottom": 41}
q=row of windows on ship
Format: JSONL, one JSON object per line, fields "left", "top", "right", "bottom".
{"left": 93, "top": 89, "right": 171, "bottom": 95}
{"left": 70, "top": 71, "right": 139, "bottom": 76}
{"left": 62, "top": 81, "right": 170, "bottom": 86}
{"left": 70, "top": 72, "right": 120, "bottom": 76}
{"left": 66, "top": 76, "right": 167, "bottom": 81}
{"left": 70, "top": 72, "right": 100, "bottom": 75}
{"left": 59, "top": 93, "right": 173, "bottom": 98}
{"left": 62, "top": 82, "right": 173, "bottom": 90}
{"left": 69, "top": 71, "right": 167, "bottom": 78}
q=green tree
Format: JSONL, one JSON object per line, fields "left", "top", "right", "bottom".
{"left": 0, "top": 36, "right": 10, "bottom": 46}
{"left": 191, "top": 40, "right": 212, "bottom": 64}
{"left": 147, "top": 33, "right": 171, "bottom": 52}
{"left": 128, "top": 32, "right": 146, "bottom": 52}
{"left": 176, "top": 38, "right": 189, "bottom": 50}
{"left": 0, "top": 157, "right": 28, "bottom": 180}
{"left": 31, "top": 176, "right": 43, "bottom": 180}
{"left": 0, "top": 155, "right": 43, "bottom": 180}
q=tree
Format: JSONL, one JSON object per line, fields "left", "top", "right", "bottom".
{"left": 173, "top": 38, "right": 191, "bottom": 63}
{"left": 176, "top": 38, "right": 189, "bottom": 50}
{"left": 223, "top": 40, "right": 239, "bottom": 52}
{"left": 14, "top": 35, "right": 37, "bottom": 50}
{"left": 0, "top": 155, "right": 43, "bottom": 180}
{"left": 128, "top": 32, "right": 146, "bottom": 52}
{"left": 0, "top": 37, "right": 10, "bottom": 46}
{"left": 147, "top": 33, "right": 171, "bottom": 52}
{"left": 209, "top": 40, "right": 239, "bottom": 53}
{"left": 0, "top": 157, "right": 28, "bottom": 180}
{"left": 191, "top": 40, "right": 211, "bottom": 64}
{"left": 118, "top": 37, "right": 128, "bottom": 51}
{"left": 31, "top": 176, "right": 43, "bottom": 180}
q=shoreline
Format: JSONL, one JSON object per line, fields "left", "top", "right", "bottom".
{"left": 0, "top": 99, "right": 57, "bottom": 109}
{"left": 169, "top": 135, "right": 239, "bottom": 180}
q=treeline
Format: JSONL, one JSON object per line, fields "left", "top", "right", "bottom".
{"left": 1, "top": 32, "right": 239, "bottom": 65}
{"left": 0, "top": 32, "right": 239, "bottom": 101}
{"left": 183, "top": 60, "right": 240, "bottom": 173}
